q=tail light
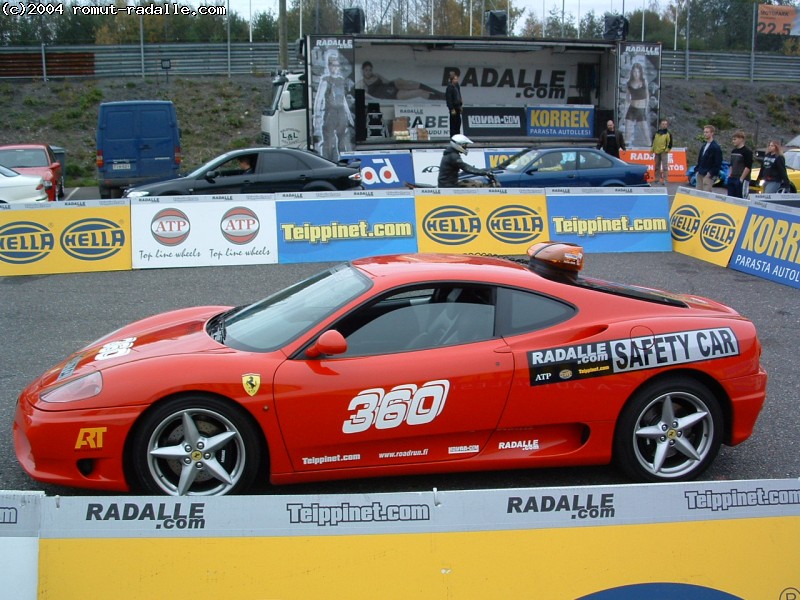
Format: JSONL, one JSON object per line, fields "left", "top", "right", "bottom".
{"left": 96, "top": 150, "right": 104, "bottom": 168}
{"left": 175, "top": 146, "right": 182, "bottom": 165}
{"left": 349, "top": 172, "right": 362, "bottom": 182}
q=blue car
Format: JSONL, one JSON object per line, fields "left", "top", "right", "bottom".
{"left": 686, "top": 161, "right": 730, "bottom": 188}
{"left": 461, "top": 147, "right": 650, "bottom": 188}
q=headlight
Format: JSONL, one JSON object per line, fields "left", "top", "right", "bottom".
{"left": 40, "top": 371, "right": 103, "bottom": 403}
{"left": 125, "top": 190, "right": 151, "bottom": 198}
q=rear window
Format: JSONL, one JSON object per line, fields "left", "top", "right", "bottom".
{"left": 578, "top": 277, "right": 688, "bottom": 307}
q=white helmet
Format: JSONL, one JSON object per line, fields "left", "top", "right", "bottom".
{"left": 450, "top": 134, "right": 473, "bottom": 154}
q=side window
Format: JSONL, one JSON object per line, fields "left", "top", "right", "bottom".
{"left": 334, "top": 284, "right": 496, "bottom": 357}
{"left": 259, "top": 152, "right": 303, "bottom": 174}
{"left": 579, "top": 151, "right": 613, "bottom": 170}
{"left": 535, "top": 152, "right": 564, "bottom": 171}
{"left": 288, "top": 83, "right": 306, "bottom": 110}
{"left": 496, "top": 287, "right": 575, "bottom": 336}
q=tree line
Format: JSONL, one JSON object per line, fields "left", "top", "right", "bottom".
{"left": 0, "top": 0, "right": 797, "bottom": 54}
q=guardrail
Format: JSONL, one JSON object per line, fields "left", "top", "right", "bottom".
{"left": 0, "top": 43, "right": 797, "bottom": 82}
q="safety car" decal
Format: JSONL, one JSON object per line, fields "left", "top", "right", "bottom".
{"left": 528, "top": 327, "right": 739, "bottom": 386}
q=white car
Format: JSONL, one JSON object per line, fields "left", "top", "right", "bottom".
{"left": 0, "top": 164, "right": 48, "bottom": 204}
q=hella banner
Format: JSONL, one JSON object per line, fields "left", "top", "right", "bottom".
{"left": 340, "top": 150, "right": 413, "bottom": 189}
{"left": 669, "top": 190, "right": 750, "bottom": 267}
{"left": 527, "top": 105, "right": 594, "bottom": 138}
{"left": 414, "top": 187, "right": 549, "bottom": 255}
{"left": 545, "top": 188, "right": 671, "bottom": 252}
{"left": 276, "top": 190, "right": 417, "bottom": 263}
{"left": 463, "top": 107, "right": 527, "bottom": 138}
{"left": 729, "top": 199, "right": 800, "bottom": 289}
{"left": 0, "top": 200, "right": 131, "bottom": 277}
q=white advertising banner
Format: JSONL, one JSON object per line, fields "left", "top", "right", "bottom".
{"left": 411, "top": 148, "right": 487, "bottom": 186}
{"left": 130, "top": 195, "right": 278, "bottom": 269}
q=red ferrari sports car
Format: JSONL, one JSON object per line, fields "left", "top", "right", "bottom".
{"left": 14, "top": 243, "right": 767, "bottom": 496}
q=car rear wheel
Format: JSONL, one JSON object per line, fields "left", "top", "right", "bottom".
{"left": 130, "top": 395, "right": 261, "bottom": 496}
{"left": 614, "top": 377, "right": 723, "bottom": 482}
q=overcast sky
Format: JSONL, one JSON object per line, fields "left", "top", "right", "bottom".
{"left": 224, "top": 0, "right": 649, "bottom": 28}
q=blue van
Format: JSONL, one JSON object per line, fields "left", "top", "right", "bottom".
{"left": 96, "top": 100, "right": 181, "bottom": 198}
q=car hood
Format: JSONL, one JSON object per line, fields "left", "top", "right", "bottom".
{"left": 125, "top": 176, "right": 187, "bottom": 195}
{"left": 12, "top": 166, "right": 52, "bottom": 180}
{"left": 39, "top": 306, "right": 230, "bottom": 388}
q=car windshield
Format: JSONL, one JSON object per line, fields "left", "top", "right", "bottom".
{"left": 184, "top": 152, "right": 243, "bottom": 178}
{"left": 0, "top": 165, "right": 20, "bottom": 177}
{"left": 222, "top": 263, "right": 371, "bottom": 352}
{"left": 502, "top": 149, "right": 542, "bottom": 173}
{"left": 0, "top": 149, "right": 47, "bottom": 168}
{"left": 785, "top": 151, "right": 800, "bottom": 171}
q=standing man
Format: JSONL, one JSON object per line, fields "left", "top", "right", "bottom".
{"left": 446, "top": 70, "right": 463, "bottom": 137}
{"left": 695, "top": 124, "right": 722, "bottom": 192}
{"left": 727, "top": 130, "right": 753, "bottom": 198}
{"left": 651, "top": 119, "right": 673, "bottom": 185}
{"left": 597, "top": 120, "right": 626, "bottom": 158}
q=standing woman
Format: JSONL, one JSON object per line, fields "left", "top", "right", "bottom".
{"left": 760, "top": 140, "right": 789, "bottom": 194}
{"left": 624, "top": 63, "right": 651, "bottom": 147}
{"left": 446, "top": 71, "right": 463, "bottom": 137}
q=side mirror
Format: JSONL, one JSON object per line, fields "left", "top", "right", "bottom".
{"left": 205, "top": 170, "right": 219, "bottom": 182}
{"left": 306, "top": 330, "right": 347, "bottom": 358}
{"left": 281, "top": 94, "right": 292, "bottom": 111}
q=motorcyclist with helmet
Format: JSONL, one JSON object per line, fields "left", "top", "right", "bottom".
{"left": 437, "top": 134, "right": 494, "bottom": 187}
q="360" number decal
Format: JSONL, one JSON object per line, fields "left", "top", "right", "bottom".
{"left": 342, "top": 380, "right": 450, "bottom": 433}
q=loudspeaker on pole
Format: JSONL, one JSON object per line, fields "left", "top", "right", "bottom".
{"left": 343, "top": 8, "right": 365, "bottom": 34}
{"left": 485, "top": 10, "right": 507, "bottom": 36}
{"left": 603, "top": 15, "right": 629, "bottom": 40}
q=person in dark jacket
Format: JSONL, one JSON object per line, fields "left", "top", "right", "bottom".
{"left": 597, "top": 120, "right": 626, "bottom": 158}
{"left": 726, "top": 130, "right": 753, "bottom": 198}
{"left": 695, "top": 124, "right": 723, "bottom": 192}
{"left": 760, "top": 140, "right": 789, "bottom": 194}
{"left": 437, "top": 134, "right": 491, "bottom": 187}
{"left": 445, "top": 71, "right": 463, "bottom": 137}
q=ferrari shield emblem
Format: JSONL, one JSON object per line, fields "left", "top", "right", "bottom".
{"left": 242, "top": 374, "right": 261, "bottom": 396}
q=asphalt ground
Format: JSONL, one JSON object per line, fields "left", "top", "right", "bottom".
{"left": 1, "top": 183, "right": 798, "bottom": 496}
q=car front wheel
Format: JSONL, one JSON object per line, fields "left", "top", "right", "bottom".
{"left": 129, "top": 396, "right": 261, "bottom": 496}
{"left": 614, "top": 378, "right": 723, "bottom": 482}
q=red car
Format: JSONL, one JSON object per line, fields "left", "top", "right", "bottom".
{"left": 14, "top": 243, "right": 767, "bottom": 496}
{"left": 0, "top": 144, "right": 64, "bottom": 201}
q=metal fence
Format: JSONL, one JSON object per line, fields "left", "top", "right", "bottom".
{"left": 0, "top": 42, "right": 797, "bottom": 82}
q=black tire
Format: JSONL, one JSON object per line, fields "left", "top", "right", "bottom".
{"left": 129, "top": 395, "right": 262, "bottom": 496}
{"left": 614, "top": 377, "right": 723, "bottom": 482}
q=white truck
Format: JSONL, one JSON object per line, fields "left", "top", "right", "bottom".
{"left": 261, "top": 35, "right": 625, "bottom": 162}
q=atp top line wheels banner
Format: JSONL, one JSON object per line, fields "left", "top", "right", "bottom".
{"left": 130, "top": 194, "right": 278, "bottom": 269}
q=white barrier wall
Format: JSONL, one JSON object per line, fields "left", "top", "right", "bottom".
{"left": 3, "top": 479, "right": 799, "bottom": 599}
